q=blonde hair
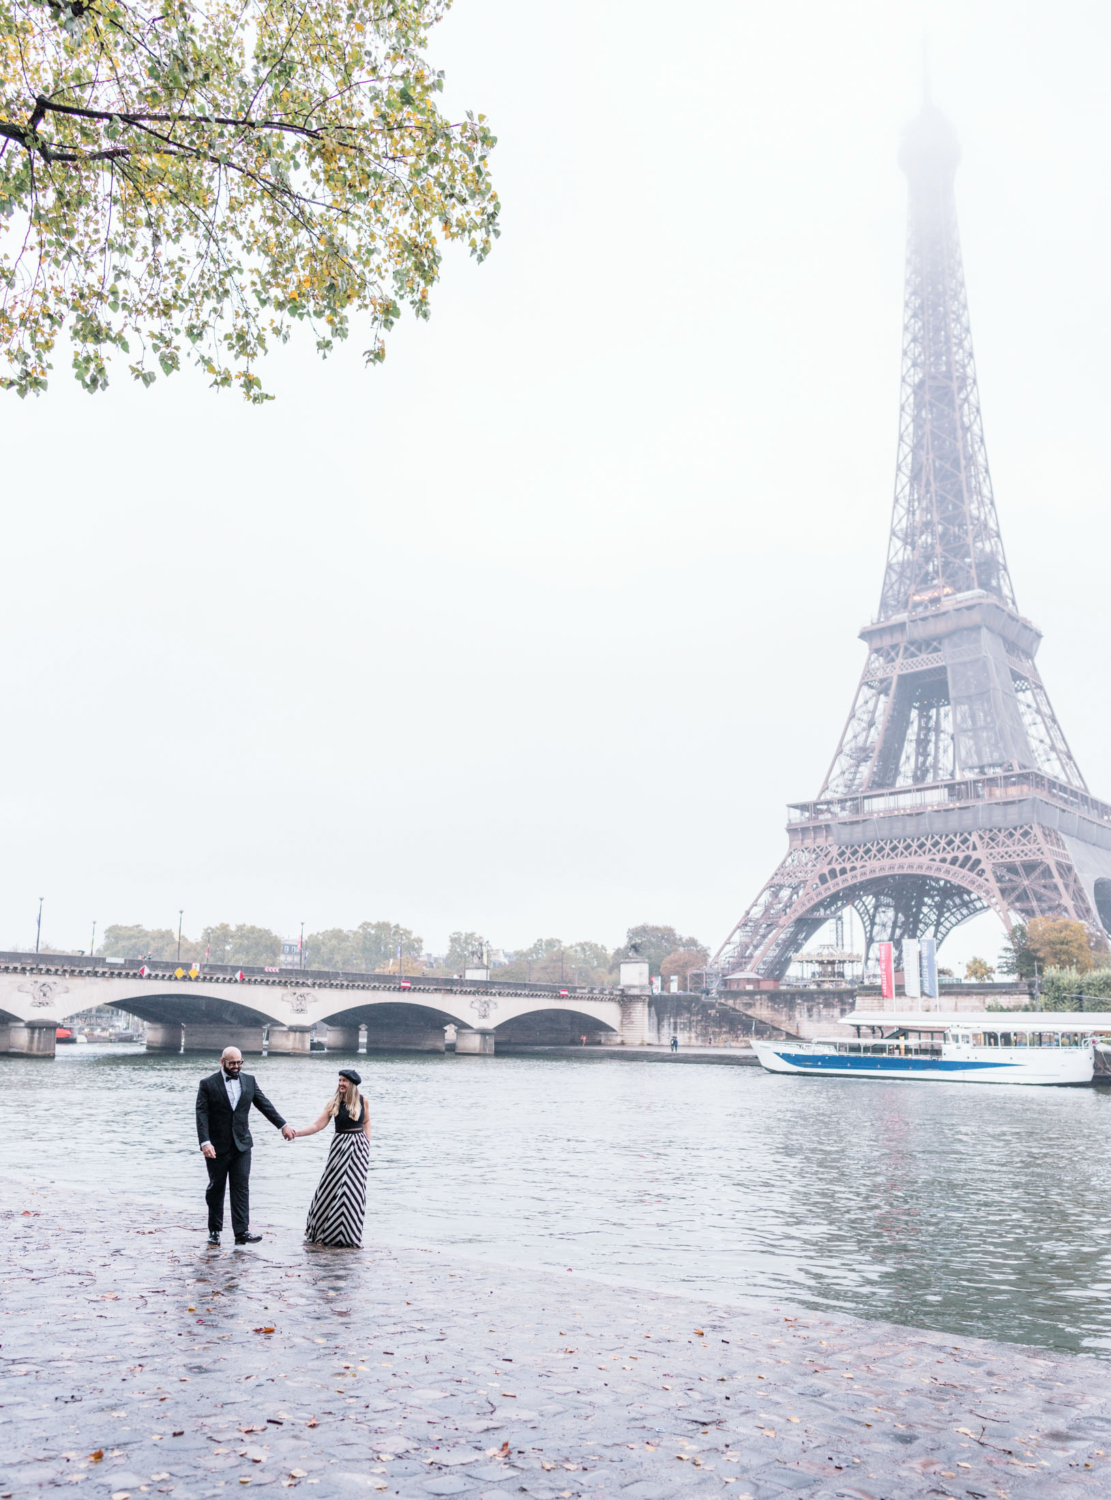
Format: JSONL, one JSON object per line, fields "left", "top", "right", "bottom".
{"left": 327, "top": 1084, "right": 363, "bottom": 1122}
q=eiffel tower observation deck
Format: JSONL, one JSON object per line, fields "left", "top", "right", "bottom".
{"left": 712, "top": 101, "right": 1111, "bottom": 985}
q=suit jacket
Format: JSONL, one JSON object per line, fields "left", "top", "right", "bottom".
{"left": 196, "top": 1071, "right": 286, "bottom": 1155}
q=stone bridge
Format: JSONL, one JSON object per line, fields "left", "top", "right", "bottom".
{"left": 0, "top": 952, "right": 638, "bottom": 1057}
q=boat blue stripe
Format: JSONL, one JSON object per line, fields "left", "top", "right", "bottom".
{"left": 772, "top": 1053, "right": 1017, "bottom": 1072}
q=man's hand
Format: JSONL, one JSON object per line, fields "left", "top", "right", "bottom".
{"left": 201, "top": 1142, "right": 217, "bottom": 1159}
{"left": 281, "top": 1125, "right": 296, "bottom": 1142}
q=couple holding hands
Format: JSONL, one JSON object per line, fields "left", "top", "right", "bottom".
{"left": 195, "top": 1047, "right": 371, "bottom": 1249}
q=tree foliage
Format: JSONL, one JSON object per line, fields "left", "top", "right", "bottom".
{"left": 0, "top": 0, "right": 498, "bottom": 399}
{"left": 199, "top": 921, "right": 279, "bottom": 965}
{"left": 494, "top": 938, "right": 614, "bottom": 987}
{"left": 613, "top": 924, "right": 706, "bottom": 977}
{"left": 305, "top": 920, "right": 422, "bottom": 972}
{"left": 1036, "top": 967, "right": 1111, "bottom": 1010}
{"left": 660, "top": 947, "right": 708, "bottom": 988}
{"left": 1025, "top": 917, "right": 1094, "bottom": 974}
{"left": 443, "top": 929, "right": 486, "bottom": 972}
{"left": 98, "top": 921, "right": 189, "bottom": 959}
{"left": 963, "top": 955, "right": 995, "bottom": 982}
{"left": 98, "top": 920, "right": 207, "bottom": 960}
{"left": 997, "top": 921, "right": 1037, "bottom": 980}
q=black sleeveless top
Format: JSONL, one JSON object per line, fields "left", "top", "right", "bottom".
{"left": 335, "top": 1098, "right": 364, "bottom": 1134}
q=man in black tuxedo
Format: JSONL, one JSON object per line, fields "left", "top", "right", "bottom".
{"left": 195, "top": 1046, "right": 295, "bottom": 1245}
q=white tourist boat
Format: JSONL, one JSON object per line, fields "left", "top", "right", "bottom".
{"left": 752, "top": 1011, "right": 1103, "bottom": 1086}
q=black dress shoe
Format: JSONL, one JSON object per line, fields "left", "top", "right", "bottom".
{"left": 235, "top": 1233, "right": 262, "bottom": 1244}
{"left": 207, "top": 1232, "right": 220, "bottom": 1245}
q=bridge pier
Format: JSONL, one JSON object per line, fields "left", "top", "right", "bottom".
{"left": 7, "top": 1023, "right": 56, "bottom": 1057}
{"left": 181, "top": 1025, "right": 265, "bottom": 1054}
{"left": 266, "top": 1026, "right": 312, "bottom": 1055}
{"left": 145, "top": 1023, "right": 183, "bottom": 1052}
{"left": 618, "top": 997, "right": 651, "bottom": 1045}
{"left": 455, "top": 1028, "right": 495, "bottom": 1056}
{"left": 322, "top": 1025, "right": 361, "bottom": 1051}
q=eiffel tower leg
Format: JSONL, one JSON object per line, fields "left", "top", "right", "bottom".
{"left": 713, "top": 823, "right": 1101, "bottom": 983}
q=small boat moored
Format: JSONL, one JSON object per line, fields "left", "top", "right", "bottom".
{"left": 753, "top": 1010, "right": 1103, "bottom": 1086}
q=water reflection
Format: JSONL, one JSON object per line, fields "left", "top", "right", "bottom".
{"left": 4, "top": 1046, "right": 1111, "bottom": 1356}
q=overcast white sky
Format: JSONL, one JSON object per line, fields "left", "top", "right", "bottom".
{"left": 4, "top": 0, "right": 1111, "bottom": 969}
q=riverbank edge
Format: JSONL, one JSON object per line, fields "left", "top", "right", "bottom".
{"left": 4, "top": 1177, "right": 1111, "bottom": 1499}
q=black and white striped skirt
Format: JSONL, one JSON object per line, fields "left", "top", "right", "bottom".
{"left": 305, "top": 1132, "right": 370, "bottom": 1248}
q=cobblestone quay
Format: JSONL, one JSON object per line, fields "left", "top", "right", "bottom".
{"left": 4, "top": 1183, "right": 1111, "bottom": 1500}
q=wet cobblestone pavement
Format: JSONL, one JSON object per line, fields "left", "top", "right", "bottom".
{"left": 4, "top": 1182, "right": 1111, "bottom": 1500}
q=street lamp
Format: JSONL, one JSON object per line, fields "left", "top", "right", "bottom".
{"left": 35, "top": 896, "right": 43, "bottom": 954}
{"left": 300, "top": 920, "right": 305, "bottom": 970}
{"left": 177, "top": 910, "right": 184, "bottom": 963}
{"left": 90, "top": 920, "right": 96, "bottom": 958}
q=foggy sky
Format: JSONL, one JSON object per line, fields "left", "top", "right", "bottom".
{"left": 5, "top": 0, "right": 1111, "bottom": 970}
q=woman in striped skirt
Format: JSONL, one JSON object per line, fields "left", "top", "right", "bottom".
{"left": 295, "top": 1069, "right": 371, "bottom": 1248}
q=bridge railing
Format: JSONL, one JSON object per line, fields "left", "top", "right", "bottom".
{"left": 0, "top": 951, "right": 623, "bottom": 1001}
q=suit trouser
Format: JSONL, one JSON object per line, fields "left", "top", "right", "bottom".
{"left": 205, "top": 1147, "right": 252, "bottom": 1236}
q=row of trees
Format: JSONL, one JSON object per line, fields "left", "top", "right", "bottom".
{"left": 96, "top": 920, "right": 711, "bottom": 986}
{"left": 98, "top": 919, "right": 423, "bottom": 970}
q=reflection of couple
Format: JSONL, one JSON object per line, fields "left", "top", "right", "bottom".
{"left": 195, "top": 1047, "right": 372, "bottom": 1249}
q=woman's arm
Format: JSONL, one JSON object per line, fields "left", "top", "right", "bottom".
{"left": 362, "top": 1096, "right": 372, "bottom": 1140}
{"left": 294, "top": 1107, "right": 333, "bottom": 1138}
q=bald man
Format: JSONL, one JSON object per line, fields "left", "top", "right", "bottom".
{"left": 195, "top": 1046, "right": 296, "bottom": 1245}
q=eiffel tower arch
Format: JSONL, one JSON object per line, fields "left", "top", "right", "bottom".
{"left": 712, "top": 101, "right": 1111, "bottom": 983}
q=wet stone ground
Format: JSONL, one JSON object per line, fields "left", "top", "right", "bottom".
{"left": 4, "top": 1183, "right": 1111, "bottom": 1500}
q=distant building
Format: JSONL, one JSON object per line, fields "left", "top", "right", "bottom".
{"left": 280, "top": 937, "right": 301, "bottom": 969}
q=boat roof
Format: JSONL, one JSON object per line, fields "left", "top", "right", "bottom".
{"left": 839, "top": 1010, "right": 1110, "bottom": 1031}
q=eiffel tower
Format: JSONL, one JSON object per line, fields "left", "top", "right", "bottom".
{"left": 712, "top": 100, "right": 1111, "bottom": 983}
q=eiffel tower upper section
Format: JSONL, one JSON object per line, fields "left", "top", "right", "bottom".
{"left": 711, "top": 102, "right": 1111, "bottom": 983}
{"left": 824, "top": 102, "right": 1082, "bottom": 800}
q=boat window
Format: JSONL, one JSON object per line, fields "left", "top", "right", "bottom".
{"left": 986, "top": 1032, "right": 999, "bottom": 1046}
{"left": 971, "top": 1032, "right": 984, "bottom": 1046}
{"left": 999, "top": 1032, "right": 1013, "bottom": 1047}
{"left": 1014, "top": 1032, "right": 1027, "bottom": 1047}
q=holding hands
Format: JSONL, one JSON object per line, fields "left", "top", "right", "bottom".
{"left": 282, "top": 1125, "right": 297, "bottom": 1142}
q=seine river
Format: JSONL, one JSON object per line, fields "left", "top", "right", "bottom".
{"left": 5, "top": 1045, "right": 1111, "bottom": 1358}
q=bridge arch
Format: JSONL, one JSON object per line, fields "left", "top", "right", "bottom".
{"left": 494, "top": 1006, "right": 619, "bottom": 1047}
{"left": 321, "top": 999, "right": 461, "bottom": 1052}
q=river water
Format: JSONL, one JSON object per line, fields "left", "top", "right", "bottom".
{"left": 5, "top": 1045, "right": 1111, "bottom": 1358}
